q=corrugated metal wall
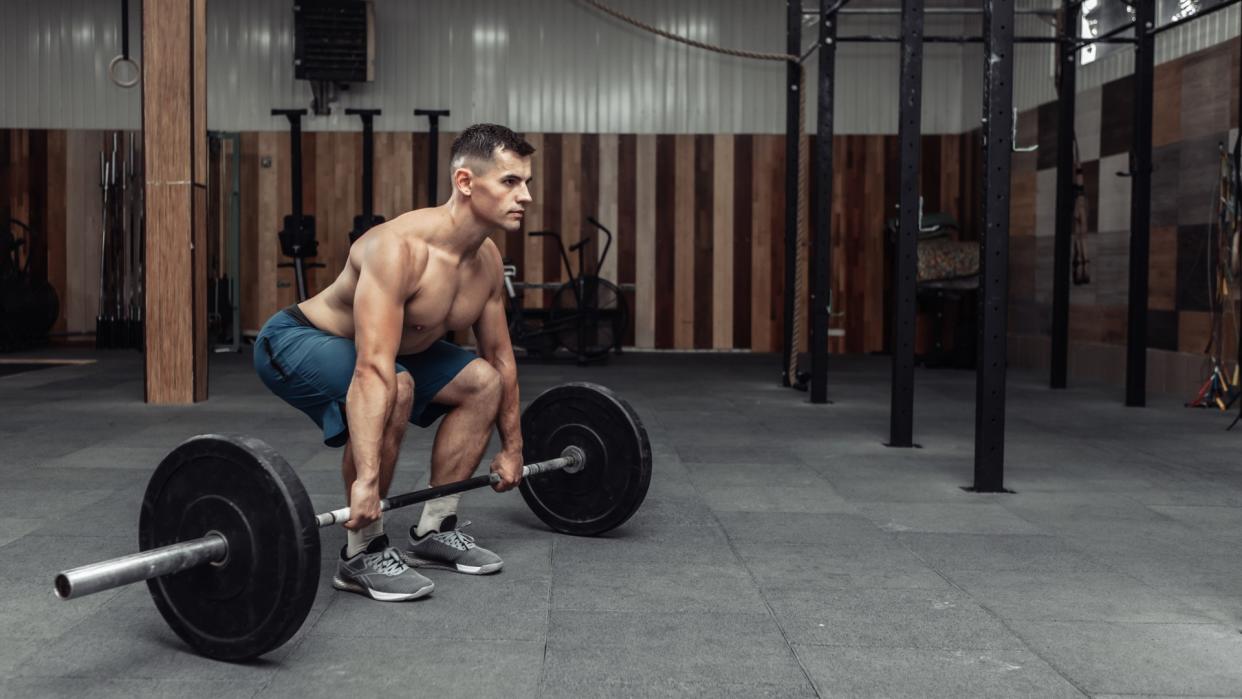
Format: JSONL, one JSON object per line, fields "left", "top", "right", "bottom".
{"left": 2, "top": 0, "right": 1235, "bottom": 133}
{"left": 2, "top": 0, "right": 960, "bottom": 134}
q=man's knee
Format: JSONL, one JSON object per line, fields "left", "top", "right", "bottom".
{"left": 395, "top": 372, "right": 415, "bottom": 410}
{"left": 459, "top": 359, "right": 502, "bottom": 405}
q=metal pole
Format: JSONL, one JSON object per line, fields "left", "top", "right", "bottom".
{"left": 811, "top": 0, "right": 837, "bottom": 404}
{"left": 889, "top": 0, "right": 922, "bottom": 447}
{"left": 415, "top": 109, "right": 451, "bottom": 206}
{"left": 1125, "top": 0, "right": 1155, "bottom": 407}
{"left": 271, "top": 110, "right": 307, "bottom": 218}
{"left": 316, "top": 448, "right": 584, "bottom": 527}
{"left": 228, "top": 133, "right": 241, "bottom": 352}
{"left": 1051, "top": 0, "right": 1079, "bottom": 389}
{"left": 828, "top": 6, "right": 1056, "bottom": 14}
{"left": 54, "top": 534, "right": 227, "bottom": 600}
{"left": 782, "top": 0, "right": 801, "bottom": 387}
{"left": 973, "top": 0, "right": 1015, "bottom": 492}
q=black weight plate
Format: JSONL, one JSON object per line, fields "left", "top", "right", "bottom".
{"left": 519, "top": 383, "right": 651, "bottom": 535}
{"left": 140, "top": 435, "right": 319, "bottom": 661}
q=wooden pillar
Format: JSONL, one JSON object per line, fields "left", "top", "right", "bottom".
{"left": 142, "top": 0, "right": 208, "bottom": 403}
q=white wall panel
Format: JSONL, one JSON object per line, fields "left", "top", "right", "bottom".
{"left": 3, "top": 0, "right": 971, "bottom": 134}
{"left": 4, "top": 0, "right": 1233, "bottom": 134}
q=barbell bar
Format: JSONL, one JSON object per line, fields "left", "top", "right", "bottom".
{"left": 54, "top": 447, "right": 587, "bottom": 601}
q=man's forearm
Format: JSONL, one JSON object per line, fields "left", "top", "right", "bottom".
{"left": 493, "top": 359, "right": 522, "bottom": 455}
{"left": 345, "top": 368, "right": 396, "bottom": 483}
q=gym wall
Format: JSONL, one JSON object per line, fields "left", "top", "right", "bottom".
{"left": 2, "top": 127, "right": 985, "bottom": 353}
{"left": 1007, "top": 37, "right": 1241, "bottom": 396}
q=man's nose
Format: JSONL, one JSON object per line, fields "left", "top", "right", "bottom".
{"left": 517, "top": 184, "right": 533, "bottom": 204}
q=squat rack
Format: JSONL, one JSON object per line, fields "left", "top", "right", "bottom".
{"left": 798, "top": 0, "right": 1242, "bottom": 490}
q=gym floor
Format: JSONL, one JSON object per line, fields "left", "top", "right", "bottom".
{"left": 2, "top": 350, "right": 1241, "bottom": 697}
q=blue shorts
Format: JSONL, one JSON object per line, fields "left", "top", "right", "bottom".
{"left": 254, "top": 306, "right": 477, "bottom": 447}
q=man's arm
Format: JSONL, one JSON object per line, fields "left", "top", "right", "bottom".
{"left": 344, "top": 238, "right": 417, "bottom": 527}
{"left": 474, "top": 246, "right": 523, "bottom": 491}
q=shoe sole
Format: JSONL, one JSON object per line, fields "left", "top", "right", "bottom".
{"left": 401, "top": 552, "right": 503, "bottom": 575}
{"left": 331, "top": 575, "right": 434, "bottom": 601}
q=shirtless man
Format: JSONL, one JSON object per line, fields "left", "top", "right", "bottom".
{"left": 254, "top": 124, "right": 533, "bottom": 601}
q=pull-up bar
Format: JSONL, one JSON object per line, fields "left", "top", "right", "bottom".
{"left": 807, "top": 6, "right": 1056, "bottom": 14}
{"left": 835, "top": 34, "right": 1136, "bottom": 43}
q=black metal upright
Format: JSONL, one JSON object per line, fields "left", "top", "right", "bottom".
{"left": 1125, "top": 0, "right": 1156, "bottom": 407}
{"left": 415, "top": 108, "right": 451, "bottom": 205}
{"left": 889, "top": 0, "right": 923, "bottom": 447}
{"left": 1050, "top": 0, "right": 1079, "bottom": 389}
{"left": 973, "top": 0, "right": 1015, "bottom": 492}
{"left": 346, "top": 108, "right": 384, "bottom": 244}
{"left": 782, "top": 0, "right": 802, "bottom": 387}
{"left": 810, "top": 0, "right": 838, "bottom": 404}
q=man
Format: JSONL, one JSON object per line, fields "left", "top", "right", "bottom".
{"left": 254, "top": 124, "right": 533, "bottom": 601}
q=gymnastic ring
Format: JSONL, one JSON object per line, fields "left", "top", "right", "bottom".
{"left": 109, "top": 55, "right": 140, "bottom": 88}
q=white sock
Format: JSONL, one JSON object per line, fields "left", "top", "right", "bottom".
{"left": 346, "top": 515, "right": 384, "bottom": 558}
{"left": 415, "top": 494, "right": 461, "bottom": 537}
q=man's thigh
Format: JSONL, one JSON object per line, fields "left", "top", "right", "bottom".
{"left": 396, "top": 340, "right": 480, "bottom": 428}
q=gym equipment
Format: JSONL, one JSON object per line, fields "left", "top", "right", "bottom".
{"left": 346, "top": 109, "right": 385, "bottom": 244}
{"left": 272, "top": 109, "right": 325, "bottom": 301}
{"left": 0, "top": 218, "right": 60, "bottom": 348}
{"left": 414, "top": 108, "right": 450, "bottom": 206}
{"left": 53, "top": 382, "right": 651, "bottom": 662}
{"left": 108, "top": 0, "right": 140, "bottom": 88}
{"left": 95, "top": 132, "right": 143, "bottom": 350}
{"left": 505, "top": 217, "right": 630, "bottom": 364}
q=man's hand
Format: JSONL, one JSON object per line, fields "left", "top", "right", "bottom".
{"left": 344, "top": 479, "right": 382, "bottom": 530}
{"left": 489, "top": 450, "right": 524, "bottom": 492}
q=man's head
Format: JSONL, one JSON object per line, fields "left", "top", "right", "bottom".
{"left": 449, "top": 124, "right": 535, "bottom": 233}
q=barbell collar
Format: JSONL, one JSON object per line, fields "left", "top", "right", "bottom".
{"left": 54, "top": 534, "right": 228, "bottom": 601}
{"left": 313, "top": 450, "right": 585, "bottom": 528}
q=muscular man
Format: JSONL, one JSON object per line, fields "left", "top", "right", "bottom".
{"left": 254, "top": 124, "right": 533, "bottom": 601}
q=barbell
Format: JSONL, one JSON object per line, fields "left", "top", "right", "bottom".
{"left": 52, "top": 382, "right": 652, "bottom": 662}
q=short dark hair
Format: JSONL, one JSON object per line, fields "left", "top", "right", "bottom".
{"left": 450, "top": 124, "right": 535, "bottom": 170}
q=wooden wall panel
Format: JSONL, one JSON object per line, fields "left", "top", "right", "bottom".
{"left": 580, "top": 133, "right": 599, "bottom": 272}
{"left": 712, "top": 135, "right": 734, "bottom": 349}
{"left": 634, "top": 135, "right": 657, "bottom": 348}
{"left": 45, "top": 131, "right": 67, "bottom": 335}
{"left": 374, "top": 132, "right": 413, "bottom": 219}
{"left": 655, "top": 135, "right": 676, "bottom": 349}
{"left": 522, "top": 133, "right": 543, "bottom": 309}
{"left": 18, "top": 127, "right": 975, "bottom": 359}
{"left": 561, "top": 133, "right": 582, "bottom": 276}
{"left": 768, "top": 136, "right": 786, "bottom": 355}
{"left": 597, "top": 134, "right": 619, "bottom": 284}
{"left": 617, "top": 134, "right": 637, "bottom": 347}
{"left": 64, "top": 131, "right": 105, "bottom": 333}
{"left": 751, "top": 135, "right": 775, "bottom": 352}
{"left": 541, "top": 134, "right": 562, "bottom": 307}
{"left": 693, "top": 135, "right": 714, "bottom": 350}
{"left": 674, "top": 135, "right": 696, "bottom": 349}
{"left": 733, "top": 135, "right": 753, "bottom": 349}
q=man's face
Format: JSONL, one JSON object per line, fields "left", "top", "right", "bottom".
{"left": 463, "top": 147, "right": 533, "bottom": 233}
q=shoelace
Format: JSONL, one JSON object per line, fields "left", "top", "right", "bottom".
{"left": 367, "top": 548, "right": 409, "bottom": 577}
{"left": 431, "top": 521, "right": 477, "bottom": 551}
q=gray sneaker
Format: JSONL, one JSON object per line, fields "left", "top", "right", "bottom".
{"left": 404, "top": 516, "right": 503, "bottom": 575}
{"left": 333, "top": 535, "right": 435, "bottom": 601}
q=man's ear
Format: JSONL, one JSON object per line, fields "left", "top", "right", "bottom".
{"left": 453, "top": 167, "right": 473, "bottom": 197}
